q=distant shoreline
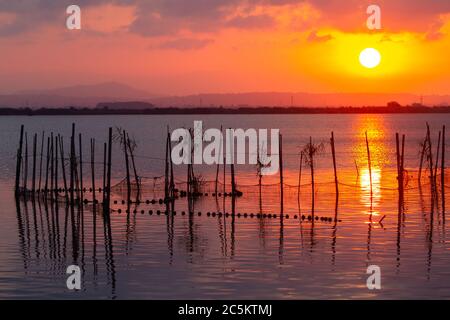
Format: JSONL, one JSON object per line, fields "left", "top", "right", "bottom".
{"left": 1, "top": 105, "right": 450, "bottom": 116}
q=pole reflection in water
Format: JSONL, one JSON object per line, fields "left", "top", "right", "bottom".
{"left": 14, "top": 196, "right": 117, "bottom": 298}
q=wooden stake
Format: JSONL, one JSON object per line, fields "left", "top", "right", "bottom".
{"left": 279, "top": 133, "right": 284, "bottom": 214}
{"left": 309, "top": 137, "right": 315, "bottom": 217}
{"left": 50, "top": 132, "right": 54, "bottom": 199}
{"left": 91, "top": 139, "right": 96, "bottom": 204}
{"left": 126, "top": 133, "right": 140, "bottom": 198}
{"left": 331, "top": 131, "right": 339, "bottom": 198}
{"left": 15, "top": 125, "right": 24, "bottom": 195}
{"left": 223, "top": 145, "right": 226, "bottom": 196}
{"left": 39, "top": 131, "right": 44, "bottom": 192}
{"left": 442, "top": 125, "right": 446, "bottom": 215}
{"left": 164, "top": 130, "right": 169, "bottom": 199}
{"left": 401, "top": 134, "right": 406, "bottom": 203}
{"left": 105, "top": 127, "right": 112, "bottom": 212}
{"left": 124, "top": 130, "right": 131, "bottom": 201}
{"left": 59, "top": 136, "right": 69, "bottom": 202}
{"left": 24, "top": 133, "right": 28, "bottom": 193}
{"left": 418, "top": 137, "right": 426, "bottom": 183}
{"left": 215, "top": 125, "right": 222, "bottom": 196}
{"left": 102, "top": 142, "right": 107, "bottom": 203}
{"left": 168, "top": 131, "right": 175, "bottom": 198}
{"left": 426, "top": 123, "right": 435, "bottom": 195}
{"left": 396, "top": 133, "right": 401, "bottom": 196}
{"left": 297, "top": 152, "right": 303, "bottom": 204}
{"left": 70, "top": 123, "right": 75, "bottom": 205}
{"left": 32, "top": 133, "right": 37, "bottom": 193}
{"left": 45, "top": 136, "right": 50, "bottom": 194}
{"left": 365, "top": 131, "right": 373, "bottom": 202}
{"left": 434, "top": 131, "right": 441, "bottom": 183}
{"left": 79, "top": 133, "right": 84, "bottom": 204}
{"left": 55, "top": 135, "right": 58, "bottom": 199}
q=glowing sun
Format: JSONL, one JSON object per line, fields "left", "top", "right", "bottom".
{"left": 359, "top": 48, "right": 381, "bottom": 69}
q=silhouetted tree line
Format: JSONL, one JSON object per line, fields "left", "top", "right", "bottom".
{"left": 1, "top": 105, "right": 450, "bottom": 116}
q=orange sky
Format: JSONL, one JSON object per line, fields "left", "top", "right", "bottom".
{"left": 0, "top": 0, "right": 449, "bottom": 95}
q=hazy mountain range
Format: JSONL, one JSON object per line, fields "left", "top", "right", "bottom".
{"left": 0, "top": 82, "right": 448, "bottom": 108}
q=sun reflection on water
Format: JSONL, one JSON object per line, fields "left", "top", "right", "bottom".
{"left": 359, "top": 167, "right": 381, "bottom": 217}
{"left": 353, "top": 115, "right": 390, "bottom": 219}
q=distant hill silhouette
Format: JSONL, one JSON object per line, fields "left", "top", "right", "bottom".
{"left": 0, "top": 82, "right": 156, "bottom": 108}
{"left": 17, "top": 82, "right": 153, "bottom": 99}
{"left": 0, "top": 82, "right": 449, "bottom": 108}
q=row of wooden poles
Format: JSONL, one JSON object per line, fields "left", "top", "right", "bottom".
{"left": 417, "top": 124, "right": 446, "bottom": 211}
{"left": 14, "top": 124, "right": 114, "bottom": 213}
{"left": 287, "top": 126, "right": 446, "bottom": 220}
{"left": 14, "top": 123, "right": 446, "bottom": 218}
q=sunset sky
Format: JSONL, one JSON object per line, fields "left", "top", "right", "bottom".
{"left": 0, "top": 0, "right": 449, "bottom": 96}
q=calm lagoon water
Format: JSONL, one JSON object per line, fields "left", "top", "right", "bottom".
{"left": 0, "top": 114, "right": 449, "bottom": 299}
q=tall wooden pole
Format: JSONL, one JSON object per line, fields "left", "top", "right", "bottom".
{"left": 79, "top": 133, "right": 84, "bottom": 204}
{"left": 50, "top": 132, "right": 54, "bottom": 199}
{"left": 32, "top": 133, "right": 37, "bottom": 194}
{"left": 168, "top": 132, "right": 175, "bottom": 198}
{"left": 14, "top": 125, "right": 24, "bottom": 195}
{"left": 331, "top": 131, "right": 339, "bottom": 198}
{"left": 418, "top": 137, "right": 426, "bottom": 183}
{"left": 297, "top": 152, "right": 303, "bottom": 205}
{"left": 400, "top": 134, "right": 406, "bottom": 204}
{"left": 231, "top": 163, "right": 236, "bottom": 196}
{"left": 223, "top": 147, "right": 226, "bottom": 196}
{"left": 279, "top": 133, "right": 284, "bottom": 214}
{"left": 105, "top": 127, "right": 113, "bottom": 213}
{"left": 215, "top": 125, "right": 222, "bottom": 196}
{"left": 123, "top": 130, "right": 131, "bottom": 201}
{"left": 309, "top": 137, "right": 315, "bottom": 217}
{"left": 38, "top": 131, "right": 44, "bottom": 192}
{"left": 59, "top": 136, "right": 69, "bottom": 202}
{"left": 23, "top": 133, "right": 28, "bottom": 193}
{"left": 55, "top": 135, "right": 58, "bottom": 199}
{"left": 70, "top": 123, "right": 75, "bottom": 205}
{"left": 90, "top": 139, "right": 96, "bottom": 204}
{"left": 126, "top": 133, "right": 140, "bottom": 198}
{"left": 426, "top": 124, "right": 434, "bottom": 191}
{"left": 102, "top": 142, "right": 107, "bottom": 203}
{"left": 442, "top": 125, "right": 446, "bottom": 215}
{"left": 396, "top": 133, "right": 401, "bottom": 197}
{"left": 164, "top": 130, "right": 169, "bottom": 199}
{"left": 45, "top": 136, "right": 50, "bottom": 195}
{"left": 365, "top": 131, "right": 373, "bottom": 203}
{"left": 434, "top": 131, "right": 441, "bottom": 184}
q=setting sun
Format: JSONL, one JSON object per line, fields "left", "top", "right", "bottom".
{"left": 359, "top": 48, "right": 381, "bottom": 69}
